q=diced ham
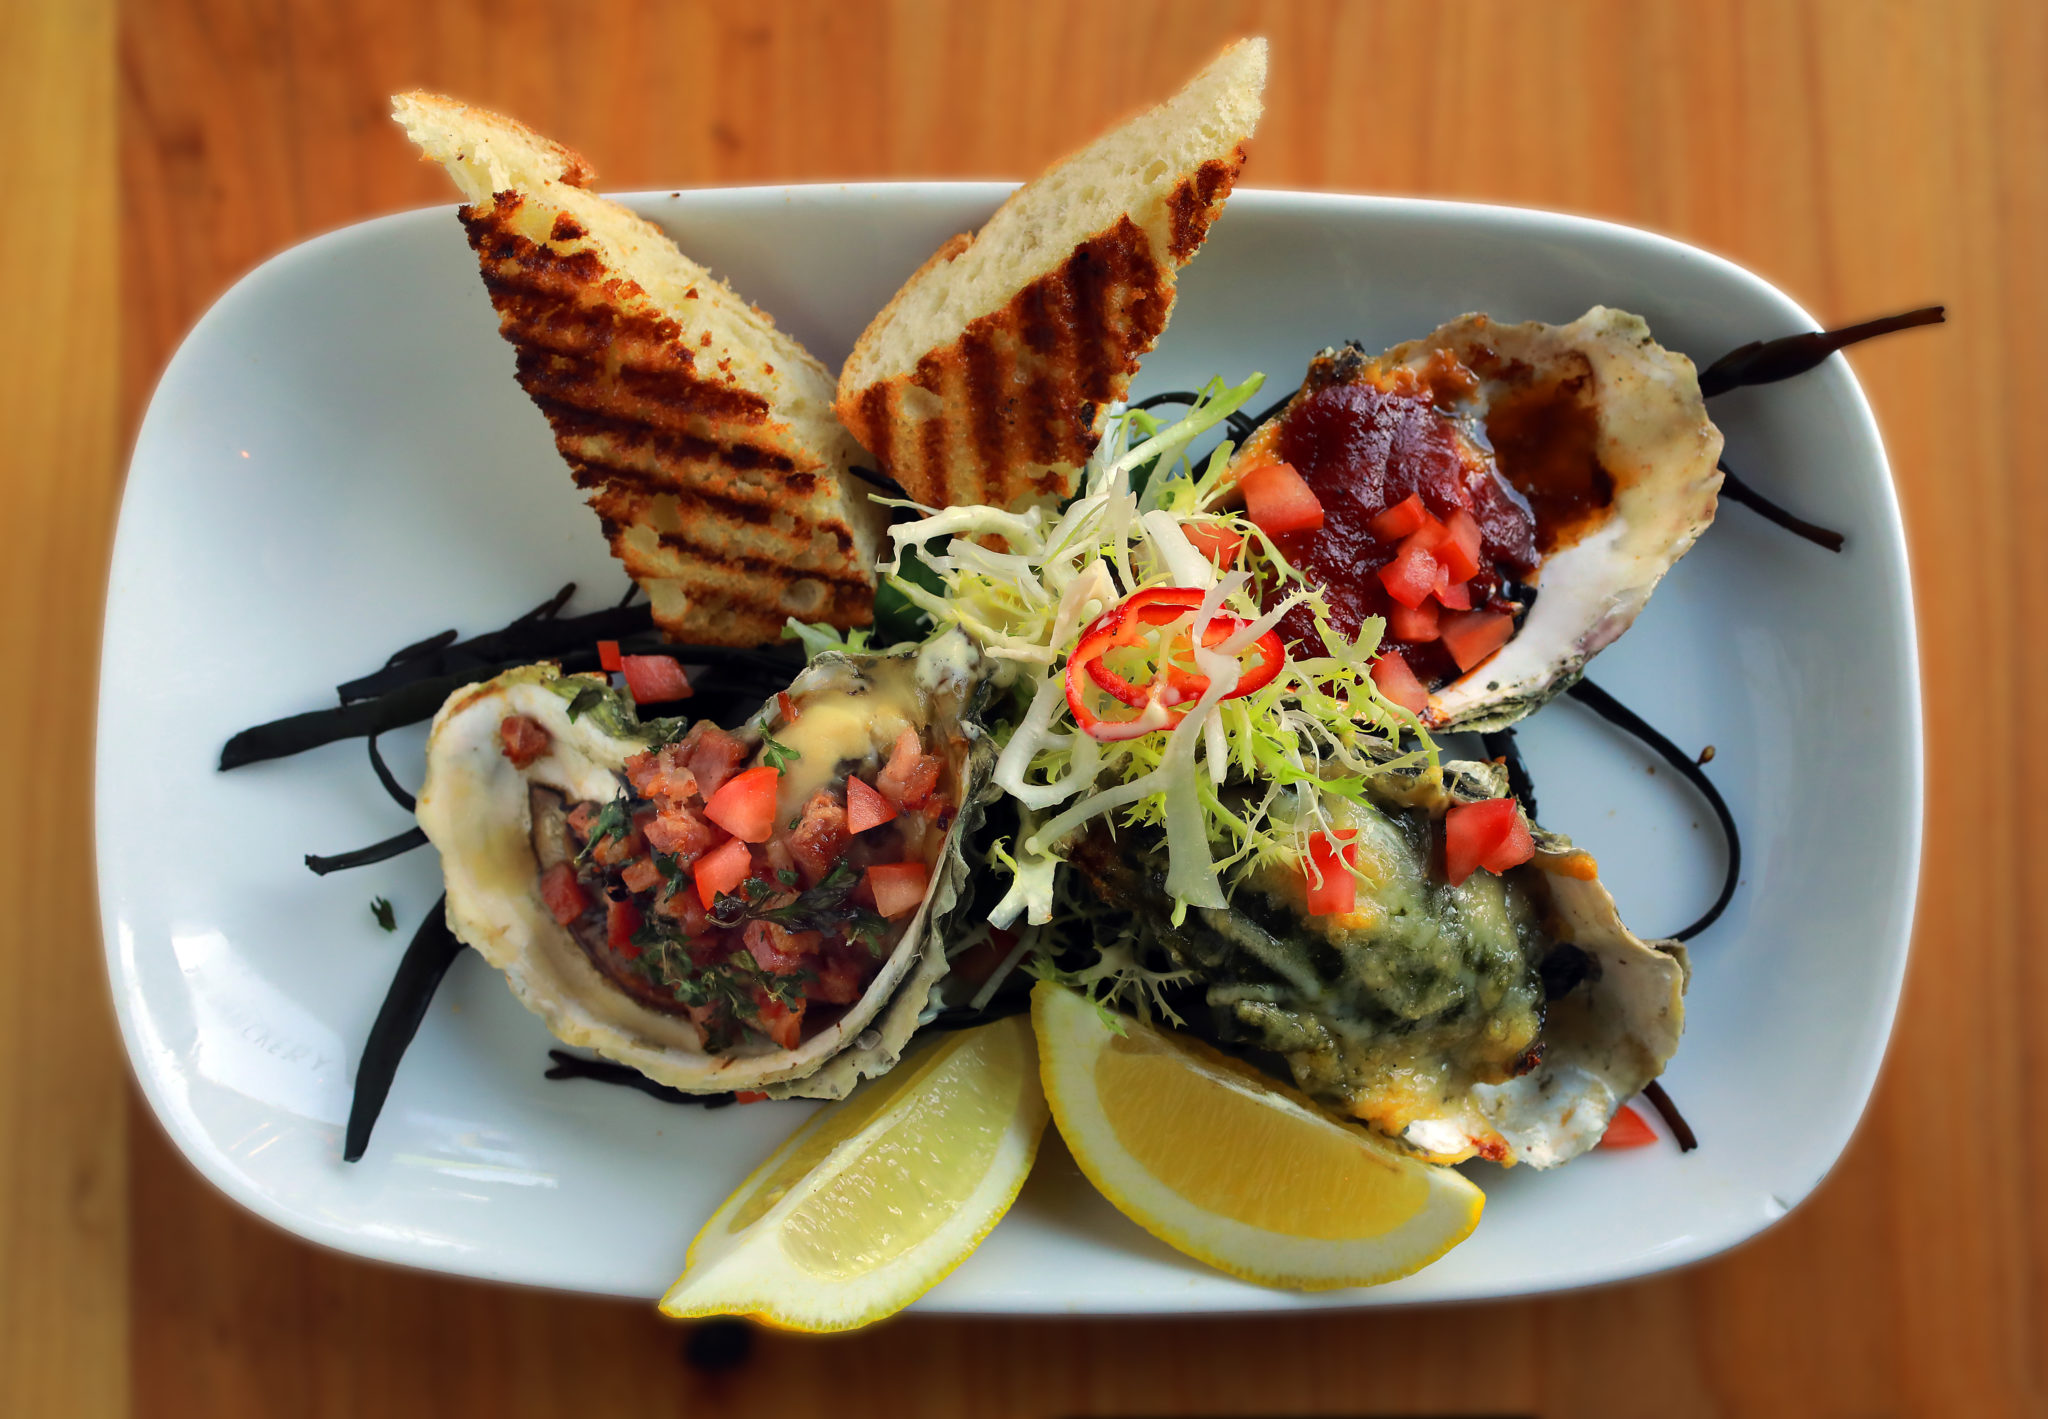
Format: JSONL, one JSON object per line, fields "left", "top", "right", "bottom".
{"left": 808, "top": 945, "right": 871, "bottom": 1005}
{"left": 624, "top": 745, "right": 699, "bottom": 806}
{"left": 644, "top": 802, "right": 720, "bottom": 865}
{"left": 877, "top": 729, "right": 943, "bottom": 810}
{"left": 538, "top": 862, "right": 590, "bottom": 925}
{"left": 590, "top": 813, "right": 649, "bottom": 867}
{"left": 744, "top": 920, "right": 821, "bottom": 974}
{"left": 498, "top": 714, "right": 552, "bottom": 768}
{"left": 681, "top": 723, "right": 749, "bottom": 799}
{"left": 656, "top": 880, "right": 709, "bottom": 935}
{"left": 788, "top": 790, "right": 852, "bottom": 881}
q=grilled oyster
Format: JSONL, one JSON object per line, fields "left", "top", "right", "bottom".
{"left": 415, "top": 632, "right": 992, "bottom": 1098}
{"left": 1071, "top": 756, "right": 1685, "bottom": 1168}
{"left": 1237, "top": 307, "right": 1723, "bottom": 730}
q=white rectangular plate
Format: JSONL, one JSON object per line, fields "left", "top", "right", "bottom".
{"left": 100, "top": 184, "right": 1920, "bottom": 1311}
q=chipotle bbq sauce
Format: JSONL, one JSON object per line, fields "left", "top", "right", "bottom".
{"left": 1256, "top": 350, "right": 1614, "bottom": 688}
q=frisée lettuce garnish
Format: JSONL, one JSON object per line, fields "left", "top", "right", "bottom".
{"left": 860, "top": 373, "right": 1437, "bottom": 937}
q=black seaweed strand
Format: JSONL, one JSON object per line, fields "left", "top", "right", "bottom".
{"left": 1565, "top": 678, "right": 1740, "bottom": 944}
{"left": 1698, "top": 306, "right": 1944, "bottom": 398}
{"left": 543, "top": 1050, "right": 740, "bottom": 1108}
{"left": 334, "top": 599, "right": 657, "bottom": 703}
{"left": 344, "top": 897, "right": 464, "bottom": 1162}
{"left": 1479, "top": 726, "right": 1539, "bottom": 823}
{"left": 1642, "top": 1079, "right": 1699, "bottom": 1152}
{"left": 366, "top": 733, "right": 416, "bottom": 812}
{"left": 305, "top": 825, "right": 429, "bottom": 876}
{"left": 1719, "top": 461, "right": 1847, "bottom": 553}
{"left": 847, "top": 464, "right": 914, "bottom": 502}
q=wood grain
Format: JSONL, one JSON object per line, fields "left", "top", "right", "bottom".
{"left": 0, "top": 2, "right": 128, "bottom": 1418}
{"left": 0, "top": 0, "right": 2022, "bottom": 1414}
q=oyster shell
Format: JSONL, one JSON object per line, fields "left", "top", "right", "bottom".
{"left": 1241, "top": 307, "right": 1723, "bottom": 731}
{"left": 1070, "top": 756, "right": 1684, "bottom": 1169}
{"left": 415, "top": 631, "right": 992, "bottom": 1098}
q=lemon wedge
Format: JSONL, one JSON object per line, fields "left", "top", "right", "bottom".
{"left": 660, "top": 1015, "right": 1048, "bottom": 1331}
{"left": 1032, "top": 981, "right": 1483, "bottom": 1289}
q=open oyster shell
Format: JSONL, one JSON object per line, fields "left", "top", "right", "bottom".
{"left": 415, "top": 632, "right": 992, "bottom": 1098}
{"left": 1242, "top": 307, "right": 1723, "bottom": 732}
{"left": 1071, "top": 756, "right": 1685, "bottom": 1169}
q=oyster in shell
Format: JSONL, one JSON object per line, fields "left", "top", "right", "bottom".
{"left": 415, "top": 631, "right": 992, "bottom": 1098}
{"left": 1237, "top": 306, "right": 1723, "bottom": 731}
{"left": 1070, "top": 756, "right": 1685, "bottom": 1168}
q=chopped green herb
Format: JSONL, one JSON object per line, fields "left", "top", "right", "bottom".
{"left": 370, "top": 897, "right": 396, "bottom": 932}
{"left": 759, "top": 730, "right": 802, "bottom": 773}
{"left": 564, "top": 684, "right": 607, "bottom": 723}
{"left": 776, "top": 867, "right": 799, "bottom": 888}
{"left": 575, "top": 796, "right": 634, "bottom": 863}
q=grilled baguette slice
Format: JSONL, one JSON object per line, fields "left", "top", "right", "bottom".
{"left": 393, "top": 92, "right": 884, "bottom": 646}
{"left": 835, "top": 38, "right": 1266, "bottom": 513}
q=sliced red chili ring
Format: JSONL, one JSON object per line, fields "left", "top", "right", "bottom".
{"left": 1065, "top": 586, "right": 1289, "bottom": 742}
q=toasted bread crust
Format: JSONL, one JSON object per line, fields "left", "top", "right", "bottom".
{"left": 838, "top": 151, "right": 1244, "bottom": 510}
{"left": 458, "top": 191, "right": 874, "bottom": 643}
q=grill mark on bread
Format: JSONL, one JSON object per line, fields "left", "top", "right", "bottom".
{"left": 1166, "top": 151, "right": 1243, "bottom": 261}
{"left": 960, "top": 327, "right": 1007, "bottom": 482}
{"left": 536, "top": 400, "right": 798, "bottom": 473}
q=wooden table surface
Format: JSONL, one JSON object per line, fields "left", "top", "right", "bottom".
{"left": 6, "top": 1, "right": 2042, "bottom": 1415}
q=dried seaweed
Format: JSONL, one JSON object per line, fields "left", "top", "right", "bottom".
{"left": 1566, "top": 679, "right": 1740, "bottom": 943}
{"left": 344, "top": 897, "right": 463, "bottom": 1162}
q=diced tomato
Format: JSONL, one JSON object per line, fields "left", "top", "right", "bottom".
{"left": 877, "top": 729, "right": 942, "bottom": 809}
{"left": 1436, "top": 579, "right": 1472, "bottom": 611}
{"left": 1385, "top": 597, "right": 1440, "bottom": 643}
{"left": 1439, "top": 609, "right": 1516, "bottom": 672}
{"left": 693, "top": 836, "right": 754, "bottom": 909}
{"left": 1367, "top": 493, "right": 1430, "bottom": 542}
{"left": 946, "top": 928, "right": 1019, "bottom": 995}
{"left": 597, "top": 640, "right": 623, "bottom": 672}
{"left": 755, "top": 996, "right": 805, "bottom": 1050}
{"left": 1303, "top": 829, "right": 1358, "bottom": 917}
{"left": 682, "top": 725, "right": 749, "bottom": 799}
{"left": 866, "top": 861, "right": 931, "bottom": 920}
{"left": 619, "top": 857, "right": 663, "bottom": 894}
{"left": 619, "top": 654, "right": 692, "bottom": 705}
{"left": 703, "top": 764, "right": 781, "bottom": 843}
{"left": 1480, "top": 808, "right": 1535, "bottom": 875}
{"left": 1599, "top": 1104, "right": 1660, "bottom": 1150}
{"left": 788, "top": 790, "right": 852, "bottom": 880}
{"left": 734, "top": 1090, "right": 770, "bottom": 1104}
{"left": 1376, "top": 539, "right": 1441, "bottom": 609}
{"left": 606, "top": 896, "right": 643, "bottom": 957}
{"left": 1369, "top": 650, "right": 1430, "bottom": 716}
{"left": 1238, "top": 461, "right": 1325, "bottom": 536}
{"left": 1443, "top": 797, "right": 1525, "bottom": 887}
{"left": 1440, "top": 510, "right": 1483, "bottom": 582}
{"left": 1181, "top": 520, "right": 1245, "bottom": 565}
{"left": 844, "top": 774, "right": 898, "bottom": 834}
{"left": 537, "top": 862, "right": 590, "bottom": 925}
{"left": 497, "top": 714, "right": 552, "bottom": 768}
